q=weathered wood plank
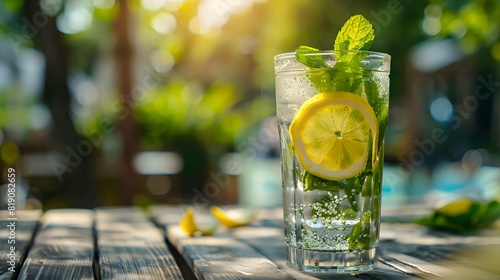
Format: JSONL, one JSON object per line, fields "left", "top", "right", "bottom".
{"left": 167, "top": 225, "right": 293, "bottom": 280}
{"left": 381, "top": 241, "right": 500, "bottom": 279}
{"left": 152, "top": 206, "right": 500, "bottom": 279}
{"left": 152, "top": 205, "right": 292, "bottom": 279}
{"left": 228, "top": 225, "right": 417, "bottom": 280}
{"left": 381, "top": 222, "right": 500, "bottom": 278}
{"left": 148, "top": 205, "right": 187, "bottom": 227}
{"left": 17, "top": 209, "right": 94, "bottom": 280}
{"left": 153, "top": 205, "right": 287, "bottom": 279}
{"left": 439, "top": 243, "right": 500, "bottom": 277}
{"left": 95, "top": 207, "right": 183, "bottom": 279}
{"left": 153, "top": 206, "right": 407, "bottom": 280}
{"left": 0, "top": 210, "right": 40, "bottom": 280}
{"left": 226, "top": 209, "right": 423, "bottom": 280}
{"left": 0, "top": 210, "right": 42, "bottom": 221}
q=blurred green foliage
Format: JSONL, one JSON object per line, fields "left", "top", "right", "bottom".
{"left": 2, "top": 0, "right": 498, "bottom": 143}
{"left": 0, "top": 0, "right": 499, "bottom": 206}
{"left": 430, "top": 0, "right": 500, "bottom": 53}
{"left": 133, "top": 78, "right": 273, "bottom": 152}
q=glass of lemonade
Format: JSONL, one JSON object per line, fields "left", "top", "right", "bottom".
{"left": 274, "top": 49, "right": 390, "bottom": 274}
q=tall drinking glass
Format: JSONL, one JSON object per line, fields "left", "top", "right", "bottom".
{"left": 275, "top": 50, "right": 390, "bottom": 274}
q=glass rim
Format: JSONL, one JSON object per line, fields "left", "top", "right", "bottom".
{"left": 274, "top": 50, "right": 391, "bottom": 74}
{"left": 274, "top": 50, "right": 391, "bottom": 60}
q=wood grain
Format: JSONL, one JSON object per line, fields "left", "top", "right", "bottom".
{"left": 152, "top": 206, "right": 293, "bottom": 279}
{"left": 5, "top": 206, "right": 500, "bottom": 280}
{"left": 17, "top": 209, "right": 95, "bottom": 280}
{"left": 0, "top": 210, "right": 40, "bottom": 280}
{"left": 167, "top": 226, "right": 293, "bottom": 280}
{"left": 153, "top": 206, "right": 419, "bottom": 280}
{"left": 229, "top": 224, "right": 421, "bottom": 280}
{"left": 95, "top": 207, "right": 183, "bottom": 279}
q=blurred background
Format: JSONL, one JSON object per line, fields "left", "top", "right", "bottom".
{"left": 0, "top": 0, "right": 499, "bottom": 210}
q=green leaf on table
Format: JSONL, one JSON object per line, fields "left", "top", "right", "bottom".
{"left": 414, "top": 199, "right": 500, "bottom": 233}
{"left": 482, "top": 200, "right": 500, "bottom": 224}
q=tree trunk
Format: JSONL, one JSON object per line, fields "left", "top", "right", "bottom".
{"left": 115, "top": 0, "right": 140, "bottom": 204}
{"left": 24, "top": 1, "right": 98, "bottom": 208}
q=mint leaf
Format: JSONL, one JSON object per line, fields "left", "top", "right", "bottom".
{"left": 295, "top": 45, "right": 328, "bottom": 69}
{"left": 303, "top": 172, "right": 341, "bottom": 192}
{"left": 334, "top": 14, "right": 375, "bottom": 53}
{"left": 348, "top": 211, "right": 371, "bottom": 251}
{"left": 294, "top": 46, "right": 334, "bottom": 92}
{"left": 329, "top": 63, "right": 363, "bottom": 93}
{"left": 293, "top": 15, "right": 376, "bottom": 94}
{"left": 331, "top": 15, "right": 375, "bottom": 93}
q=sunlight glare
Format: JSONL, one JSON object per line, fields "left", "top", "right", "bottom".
{"left": 93, "top": 0, "right": 115, "bottom": 9}
{"left": 191, "top": 0, "right": 253, "bottom": 35}
{"left": 141, "top": 0, "right": 168, "bottom": 11}
{"left": 151, "top": 12, "right": 177, "bottom": 34}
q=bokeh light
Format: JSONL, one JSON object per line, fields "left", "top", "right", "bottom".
{"left": 151, "top": 12, "right": 177, "bottom": 34}
{"left": 430, "top": 96, "right": 453, "bottom": 123}
{"left": 56, "top": 0, "right": 93, "bottom": 34}
{"left": 150, "top": 49, "right": 175, "bottom": 73}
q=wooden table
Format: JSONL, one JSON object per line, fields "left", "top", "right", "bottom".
{"left": 1, "top": 206, "right": 499, "bottom": 279}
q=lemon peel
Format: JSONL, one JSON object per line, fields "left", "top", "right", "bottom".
{"left": 210, "top": 206, "right": 255, "bottom": 228}
{"left": 179, "top": 207, "right": 218, "bottom": 236}
{"left": 436, "top": 198, "right": 474, "bottom": 216}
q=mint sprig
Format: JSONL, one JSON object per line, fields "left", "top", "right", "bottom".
{"left": 334, "top": 14, "right": 375, "bottom": 56}
{"left": 295, "top": 14, "right": 375, "bottom": 69}
{"left": 294, "top": 14, "right": 379, "bottom": 192}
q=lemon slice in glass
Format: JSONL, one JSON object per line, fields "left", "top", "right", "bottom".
{"left": 290, "top": 92, "right": 378, "bottom": 180}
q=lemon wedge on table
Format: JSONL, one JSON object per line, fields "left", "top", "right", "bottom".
{"left": 179, "top": 207, "right": 218, "bottom": 236}
{"left": 210, "top": 206, "right": 255, "bottom": 228}
{"left": 290, "top": 92, "right": 378, "bottom": 180}
{"left": 436, "top": 198, "right": 475, "bottom": 216}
